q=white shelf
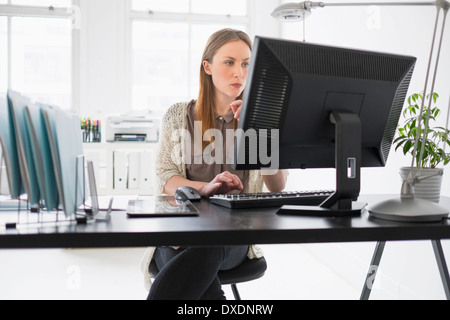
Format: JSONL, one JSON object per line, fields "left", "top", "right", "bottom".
{"left": 83, "top": 142, "right": 158, "bottom": 196}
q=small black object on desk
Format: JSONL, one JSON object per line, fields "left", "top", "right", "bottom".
{"left": 175, "top": 186, "right": 202, "bottom": 202}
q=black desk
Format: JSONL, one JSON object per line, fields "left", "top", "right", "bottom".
{"left": 1, "top": 194, "right": 449, "bottom": 299}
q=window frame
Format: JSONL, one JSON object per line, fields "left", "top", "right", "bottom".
{"left": 126, "top": 0, "right": 251, "bottom": 112}
{"left": 0, "top": 1, "right": 80, "bottom": 112}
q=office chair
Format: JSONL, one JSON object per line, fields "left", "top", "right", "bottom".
{"left": 149, "top": 256, "right": 267, "bottom": 300}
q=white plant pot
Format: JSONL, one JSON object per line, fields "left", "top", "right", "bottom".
{"left": 400, "top": 167, "right": 444, "bottom": 203}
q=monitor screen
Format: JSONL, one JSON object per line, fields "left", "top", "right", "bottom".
{"left": 234, "top": 37, "right": 416, "bottom": 215}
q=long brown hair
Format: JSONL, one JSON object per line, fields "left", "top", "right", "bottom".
{"left": 196, "top": 28, "right": 252, "bottom": 150}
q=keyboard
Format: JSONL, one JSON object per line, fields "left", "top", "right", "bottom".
{"left": 208, "top": 190, "right": 333, "bottom": 209}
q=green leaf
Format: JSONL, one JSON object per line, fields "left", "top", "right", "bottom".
{"left": 403, "top": 140, "right": 413, "bottom": 155}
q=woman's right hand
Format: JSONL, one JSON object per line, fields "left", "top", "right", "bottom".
{"left": 201, "top": 171, "right": 244, "bottom": 197}
{"left": 230, "top": 100, "right": 243, "bottom": 121}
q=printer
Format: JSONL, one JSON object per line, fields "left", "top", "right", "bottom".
{"left": 106, "top": 114, "right": 160, "bottom": 143}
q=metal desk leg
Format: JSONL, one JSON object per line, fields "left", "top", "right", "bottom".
{"left": 360, "top": 241, "right": 386, "bottom": 300}
{"left": 432, "top": 240, "right": 450, "bottom": 300}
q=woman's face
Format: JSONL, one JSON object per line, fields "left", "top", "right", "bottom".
{"left": 203, "top": 40, "right": 251, "bottom": 103}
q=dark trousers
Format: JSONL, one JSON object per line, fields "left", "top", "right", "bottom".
{"left": 147, "top": 246, "right": 249, "bottom": 300}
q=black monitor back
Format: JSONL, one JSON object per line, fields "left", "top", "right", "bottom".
{"left": 234, "top": 37, "right": 417, "bottom": 171}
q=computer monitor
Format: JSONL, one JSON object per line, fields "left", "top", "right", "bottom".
{"left": 234, "top": 36, "right": 416, "bottom": 216}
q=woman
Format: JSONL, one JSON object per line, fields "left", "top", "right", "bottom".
{"left": 142, "top": 28, "right": 287, "bottom": 300}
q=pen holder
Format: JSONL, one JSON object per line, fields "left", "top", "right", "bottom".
{"left": 92, "top": 130, "right": 101, "bottom": 143}
{"left": 81, "top": 119, "right": 102, "bottom": 143}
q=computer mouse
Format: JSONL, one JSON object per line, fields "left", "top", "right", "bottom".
{"left": 175, "top": 186, "right": 202, "bottom": 202}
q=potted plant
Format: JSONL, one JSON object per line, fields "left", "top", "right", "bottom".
{"left": 393, "top": 92, "right": 450, "bottom": 202}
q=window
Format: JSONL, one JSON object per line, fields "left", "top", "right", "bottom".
{"left": 7, "top": 0, "right": 71, "bottom": 7}
{"left": 132, "top": 0, "right": 247, "bottom": 16}
{"left": 10, "top": 17, "right": 72, "bottom": 108}
{"left": 0, "top": 1, "right": 74, "bottom": 109}
{"left": 130, "top": 0, "right": 249, "bottom": 113}
{"left": 132, "top": 0, "right": 189, "bottom": 13}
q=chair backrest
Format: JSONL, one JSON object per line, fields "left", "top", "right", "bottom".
{"left": 219, "top": 257, "right": 267, "bottom": 285}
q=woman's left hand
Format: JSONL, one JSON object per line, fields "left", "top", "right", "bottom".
{"left": 230, "top": 100, "right": 243, "bottom": 121}
{"left": 201, "top": 171, "right": 244, "bottom": 197}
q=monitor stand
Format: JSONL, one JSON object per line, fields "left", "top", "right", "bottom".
{"left": 278, "top": 112, "right": 367, "bottom": 217}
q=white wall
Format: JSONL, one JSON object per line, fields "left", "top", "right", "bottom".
{"left": 280, "top": 0, "right": 450, "bottom": 300}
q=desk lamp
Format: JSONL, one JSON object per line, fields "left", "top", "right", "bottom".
{"left": 272, "top": 1, "right": 450, "bottom": 222}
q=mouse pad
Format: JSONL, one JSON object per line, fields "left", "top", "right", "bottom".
{"left": 126, "top": 196, "right": 199, "bottom": 218}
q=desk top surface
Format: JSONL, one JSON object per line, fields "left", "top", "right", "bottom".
{"left": 1, "top": 195, "right": 450, "bottom": 249}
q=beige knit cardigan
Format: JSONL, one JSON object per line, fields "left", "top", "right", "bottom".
{"left": 141, "top": 101, "right": 264, "bottom": 291}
